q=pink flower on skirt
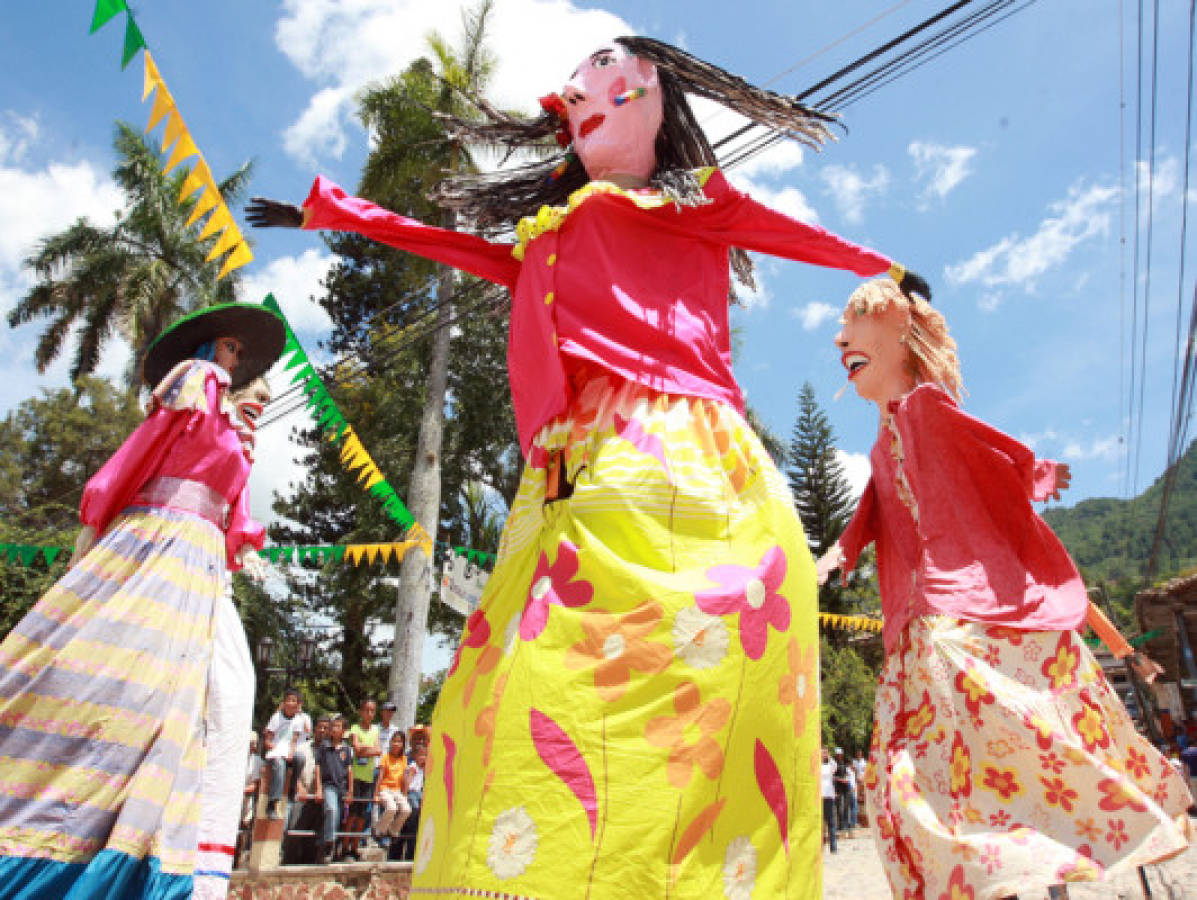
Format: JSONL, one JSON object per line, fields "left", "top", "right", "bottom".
{"left": 520, "top": 540, "right": 593, "bottom": 641}
{"left": 695, "top": 546, "right": 791, "bottom": 660}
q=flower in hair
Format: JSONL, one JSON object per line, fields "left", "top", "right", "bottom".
{"left": 538, "top": 93, "right": 572, "bottom": 148}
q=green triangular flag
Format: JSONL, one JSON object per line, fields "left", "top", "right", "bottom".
{"left": 43, "top": 548, "right": 63, "bottom": 565}
{"left": 16, "top": 546, "right": 38, "bottom": 567}
{"left": 121, "top": 14, "right": 146, "bottom": 69}
{"left": 90, "top": 0, "right": 127, "bottom": 34}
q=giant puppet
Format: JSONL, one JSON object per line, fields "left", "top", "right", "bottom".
{"left": 0, "top": 303, "right": 285, "bottom": 900}
{"left": 819, "top": 279, "right": 1192, "bottom": 898}
{"left": 249, "top": 37, "right": 928, "bottom": 898}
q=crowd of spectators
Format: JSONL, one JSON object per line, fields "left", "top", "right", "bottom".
{"left": 241, "top": 688, "right": 430, "bottom": 866}
{"left": 820, "top": 745, "right": 867, "bottom": 853}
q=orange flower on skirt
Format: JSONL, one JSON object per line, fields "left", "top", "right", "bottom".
{"left": 1040, "top": 632, "right": 1081, "bottom": 693}
{"left": 979, "top": 766, "right": 1022, "bottom": 800}
{"left": 563, "top": 600, "right": 672, "bottom": 702}
{"left": 644, "top": 681, "right": 731, "bottom": 788}
{"left": 474, "top": 672, "right": 510, "bottom": 769}
{"left": 778, "top": 638, "right": 817, "bottom": 739}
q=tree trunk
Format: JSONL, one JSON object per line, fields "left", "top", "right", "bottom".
{"left": 387, "top": 212, "right": 456, "bottom": 729}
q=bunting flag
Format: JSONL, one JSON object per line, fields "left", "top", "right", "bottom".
{"left": 445, "top": 543, "right": 497, "bottom": 567}
{"left": 1082, "top": 628, "right": 1162, "bottom": 650}
{"left": 141, "top": 52, "right": 253, "bottom": 279}
{"left": 0, "top": 544, "right": 65, "bottom": 567}
{"left": 261, "top": 294, "right": 433, "bottom": 555}
{"left": 89, "top": 3, "right": 252, "bottom": 278}
{"left": 818, "top": 612, "right": 884, "bottom": 634}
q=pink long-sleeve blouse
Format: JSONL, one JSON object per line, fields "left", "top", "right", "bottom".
{"left": 302, "top": 168, "right": 894, "bottom": 453}
{"left": 78, "top": 360, "right": 265, "bottom": 569}
{"left": 838, "top": 383, "right": 1088, "bottom": 654}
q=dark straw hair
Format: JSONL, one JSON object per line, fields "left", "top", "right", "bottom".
{"left": 430, "top": 36, "right": 837, "bottom": 292}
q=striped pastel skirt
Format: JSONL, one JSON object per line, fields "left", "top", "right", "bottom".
{"left": 411, "top": 376, "right": 822, "bottom": 899}
{"left": 866, "top": 617, "right": 1193, "bottom": 899}
{"left": 0, "top": 505, "right": 224, "bottom": 899}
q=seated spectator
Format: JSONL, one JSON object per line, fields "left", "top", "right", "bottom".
{"left": 315, "top": 715, "right": 354, "bottom": 864}
{"left": 407, "top": 742, "right": 427, "bottom": 813}
{"left": 373, "top": 731, "right": 411, "bottom": 847}
{"left": 263, "top": 687, "right": 312, "bottom": 819}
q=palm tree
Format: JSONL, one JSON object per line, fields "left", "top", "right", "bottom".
{"left": 352, "top": 0, "right": 500, "bottom": 726}
{"left": 8, "top": 121, "right": 252, "bottom": 385}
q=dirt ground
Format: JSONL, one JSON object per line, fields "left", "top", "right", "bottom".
{"left": 822, "top": 825, "right": 1196, "bottom": 899}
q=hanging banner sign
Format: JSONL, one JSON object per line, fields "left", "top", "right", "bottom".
{"left": 440, "top": 552, "right": 490, "bottom": 617}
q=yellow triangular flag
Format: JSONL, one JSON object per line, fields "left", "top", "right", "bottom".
{"left": 217, "top": 241, "right": 253, "bottom": 280}
{"left": 366, "top": 545, "right": 380, "bottom": 565}
{"left": 361, "top": 464, "right": 383, "bottom": 490}
{"left": 142, "top": 51, "right": 164, "bottom": 102}
{"left": 161, "top": 109, "right": 188, "bottom": 155}
{"left": 145, "top": 82, "right": 176, "bottom": 133}
{"left": 197, "top": 205, "right": 233, "bottom": 242}
{"left": 205, "top": 223, "right": 243, "bottom": 263}
{"left": 346, "top": 545, "right": 365, "bottom": 566}
{"left": 379, "top": 544, "right": 394, "bottom": 565}
{"left": 178, "top": 162, "right": 208, "bottom": 204}
{"left": 186, "top": 187, "right": 221, "bottom": 228}
{"left": 163, "top": 133, "right": 200, "bottom": 174}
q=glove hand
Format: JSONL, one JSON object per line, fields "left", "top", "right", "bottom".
{"left": 238, "top": 546, "right": 271, "bottom": 582}
{"left": 246, "top": 197, "right": 304, "bottom": 229}
{"left": 898, "top": 268, "right": 932, "bottom": 302}
{"left": 815, "top": 544, "right": 845, "bottom": 587}
{"left": 69, "top": 525, "right": 97, "bottom": 570}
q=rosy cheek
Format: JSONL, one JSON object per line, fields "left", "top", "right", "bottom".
{"left": 607, "top": 76, "right": 627, "bottom": 105}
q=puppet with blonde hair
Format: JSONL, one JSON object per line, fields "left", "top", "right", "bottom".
{"left": 249, "top": 35, "right": 931, "bottom": 899}
{"left": 818, "top": 279, "right": 1192, "bottom": 898}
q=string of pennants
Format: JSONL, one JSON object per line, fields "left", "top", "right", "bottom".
{"left": 819, "top": 612, "right": 883, "bottom": 634}
{"left": 89, "top": 1, "right": 253, "bottom": 279}
{"left": 261, "top": 294, "right": 434, "bottom": 555}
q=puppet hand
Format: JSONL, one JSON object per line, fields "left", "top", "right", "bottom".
{"left": 1049, "top": 462, "right": 1072, "bottom": 501}
{"left": 69, "top": 525, "right": 97, "bottom": 570}
{"left": 898, "top": 269, "right": 932, "bottom": 302}
{"left": 246, "top": 197, "right": 304, "bottom": 229}
{"left": 1129, "top": 651, "right": 1164, "bottom": 684}
{"left": 815, "top": 544, "right": 845, "bottom": 586}
{"left": 238, "top": 547, "right": 271, "bottom": 582}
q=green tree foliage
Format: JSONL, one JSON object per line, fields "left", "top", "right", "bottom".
{"left": 787, "top": 382, "right": 856, "bottom": 625}
{"left": 0, "top": 378, "right": 143, "bottom": 635}
{"left": 8, "top": 123, "right": 251, "bottom": 385}
{"left": 819, "top": 636, "right": 876, "bottom": 754}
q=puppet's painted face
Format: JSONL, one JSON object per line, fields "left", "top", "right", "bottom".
{"left": 834, "top": 304, "right": 916, "bottom": 408}
{"left": 233, "top": 378, "right": 271, "bottom": 432}
{"left": 212, "top": 336, "right": 244, "bottom": 376}
{"left": 561, "top": 44, "right": 663, "bottom": 183}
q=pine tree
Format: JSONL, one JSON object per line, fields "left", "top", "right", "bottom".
{"left": 787, "top": 382, "right": 855, "bottom": 619}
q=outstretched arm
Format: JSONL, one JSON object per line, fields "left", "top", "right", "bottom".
{"left": 688, "top": 169, "right": 932, "bottom": 300}
{"left": 248, "top": 177, "right": 522, "bottom": 289}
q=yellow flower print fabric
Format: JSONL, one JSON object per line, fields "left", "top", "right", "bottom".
{"left": 866, "top": 617, "right": 1193, "bottom": 900}
{"left": 409, "top": 376, "right": 822, "bottom": 899}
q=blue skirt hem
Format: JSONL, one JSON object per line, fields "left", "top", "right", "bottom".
{"left": 0, "top": 850, "right": 192, "bottom": 900}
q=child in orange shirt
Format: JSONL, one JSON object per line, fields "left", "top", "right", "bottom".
{"left": 373, "top": 730, "right": 411, "bottom": 842}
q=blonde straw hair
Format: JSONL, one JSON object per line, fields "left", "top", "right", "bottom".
{"left": 844, "top": 279, "right": 964, "bottom": 402}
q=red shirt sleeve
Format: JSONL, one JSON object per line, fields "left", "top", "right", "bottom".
{"left": 302, "top": 176, "right": 521, "bottom": 289}
{"left": 689, "top": 170, "right": 893, "bottom": 277}
{"left": 838, "top": 477, "right": 879, "bottom": 577}
{"left": 225, "top": 485, "right": 265, "bottom": 571}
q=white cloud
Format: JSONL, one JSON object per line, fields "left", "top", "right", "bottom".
{"left": 240, "top": 248, "right": 336, "bottom": 337}
{"left": 274, "top": 0, "right": 631, "bottom": 167}
{"left": 835, "top": 449, "right": 870, "bottom": 500}
{"left": 1017, "top": 428, "right": 1059, "bottom": 452}
{"left": 944, "top": 180, "right": 1119, "bottom": 299}
{"left": 819, "top": 163, "right": 889, "bottom": 224}
{"left": 1062, "top": 434, "right": 1122, "bottom": 462}
{"left": 792, "top": 301, "right": 838, "bottom": 331}
{"left": 907, "top": 140, "right": 976, "bottom": 208}
{"left": 0, "top": 113, "right": 39, "bottom": 166}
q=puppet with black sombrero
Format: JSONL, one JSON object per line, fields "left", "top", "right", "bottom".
{"left": 0, "top": 301, "right": 284, "bottom": 900}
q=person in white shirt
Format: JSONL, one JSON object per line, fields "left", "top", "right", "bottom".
{"left": 263, "top": 688, "right": 313, "bottom": 818}
{"left": 820, "top": 747, "right": 838, "bottom": 854}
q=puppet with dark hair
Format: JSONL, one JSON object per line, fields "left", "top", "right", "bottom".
{"left": 249, "top": 36, "right": 928, "bottom": 899}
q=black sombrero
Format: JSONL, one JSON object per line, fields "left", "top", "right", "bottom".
{"left": 142, "top": 302, "right": 287, "bottom": 390}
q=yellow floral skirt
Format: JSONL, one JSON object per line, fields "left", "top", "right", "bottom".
{"left": 410, "top": 376, "right": 822, "bottom": 899}
{"left": 865, "top": 617, "right": 1192, "bottom": 900}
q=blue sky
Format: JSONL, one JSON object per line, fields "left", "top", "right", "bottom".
{"left": 1, "top": 0, "right": 1194, "bottom": 530}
